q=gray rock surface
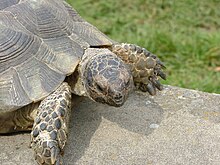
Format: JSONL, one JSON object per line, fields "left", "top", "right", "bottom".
{"left": 0, "top": 86, "right": 220, "bottom": 165}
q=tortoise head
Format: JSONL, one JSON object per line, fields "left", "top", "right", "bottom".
{"left": 83, "top": 53, "right": 133, "bottom": 107}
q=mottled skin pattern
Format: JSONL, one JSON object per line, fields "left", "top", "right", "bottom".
{"left": 31, "top": 82, "right": 71, "bottom": 165}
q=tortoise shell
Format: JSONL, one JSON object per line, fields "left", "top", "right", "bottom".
{"left": 0, "top": 0, "right": 113, "bottom": 112}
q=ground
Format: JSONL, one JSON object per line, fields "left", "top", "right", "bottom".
{"left": 1, "top": 86, "right": 220, "bottom": 165}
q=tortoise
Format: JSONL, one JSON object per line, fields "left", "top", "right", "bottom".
{"left": 0, "top": 0, "right": 166, "bottom": 164}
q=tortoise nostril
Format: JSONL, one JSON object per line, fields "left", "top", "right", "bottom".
{"left": 114, "top": 94, "right": 123, "bottom": 101}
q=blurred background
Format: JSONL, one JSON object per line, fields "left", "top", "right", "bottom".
{"left": 67, "top": 0, "right": 220, "bottom": 94}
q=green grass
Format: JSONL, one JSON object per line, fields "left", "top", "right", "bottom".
{"left": 67, "top": 0, "right": 220, "bottom": 94}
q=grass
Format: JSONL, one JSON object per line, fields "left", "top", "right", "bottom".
{"left": 67, "top": 0, "right": 220, "bottom": 94}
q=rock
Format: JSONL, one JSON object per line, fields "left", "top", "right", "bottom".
{"left": 0, "top": 86, "right": 220, "bottom": 165}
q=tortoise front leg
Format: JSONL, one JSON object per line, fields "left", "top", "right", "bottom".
{"left": 31, "top": 82, "right": 72, "bottom": 165}
{"left": 111, "top": 43, "right": 166, "bottom": 95}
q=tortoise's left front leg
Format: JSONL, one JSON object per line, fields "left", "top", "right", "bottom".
{"left": 111, "top": 43, "right": 166, "bottom": 95}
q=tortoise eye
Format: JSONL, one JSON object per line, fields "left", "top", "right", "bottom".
{"left": 125, "top": 79, "right": 130, "bottom": 87}
{"left": 96, "top": 84, "right": 104, "bottom": 92}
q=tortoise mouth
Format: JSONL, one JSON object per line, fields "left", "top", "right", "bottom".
{"left": 92, "top": 94, "right": 126, "bottom": 107}
{"left": 107, "top": 98, "right": 125, "bottom": 107}
{"left": 113, "top": 95, "right": 125, "bottom": 106}
{"left": 107, "top": 92, "right": 130, "bottom": 107}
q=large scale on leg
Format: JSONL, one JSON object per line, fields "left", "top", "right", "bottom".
{"left": 0, "top": 0, "right": 166, "bottom": 164}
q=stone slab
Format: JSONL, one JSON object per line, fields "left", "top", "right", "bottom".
{"left": 0, "top": 86, "right": 220, "bottom": 165}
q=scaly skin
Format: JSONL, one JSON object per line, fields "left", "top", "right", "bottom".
{"left": 0, "top": 103, "right": 39, "bottom": 133}
{"left": 111, "top": 43, "right": 166, "bottom": 95}
{"left": 30, "top": 82, "right": 72, "bottom": 165}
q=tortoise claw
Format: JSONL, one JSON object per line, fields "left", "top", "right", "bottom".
{"left": 146, "top": 83, "right": 156, "bottom": 95}
{"left": 157, "top": 60, "right": 166, "bottom": 68}
{"left": 51, "top": 145, "right": 60, "bottom": 165}
{"left": 152, "top": 79, "right": 163, "bottom": 91}
{"left": 158, "top": 70, "right": 166, "bottom": 80}
{"left": 138, "top": 82, "right": 155, "bottom": 95}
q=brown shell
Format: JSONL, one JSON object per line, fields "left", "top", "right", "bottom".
{"left": 0, "top": 0, "right": 113, "bottom": 112}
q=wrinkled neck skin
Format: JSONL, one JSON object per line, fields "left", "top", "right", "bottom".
{"left": 74, "top": 48, "right": 133, "bottom": 107}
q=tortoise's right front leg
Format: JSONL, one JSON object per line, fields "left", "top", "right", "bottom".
{"left": 31, "top": 82, "right": 72, "bottom": 165}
